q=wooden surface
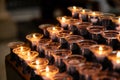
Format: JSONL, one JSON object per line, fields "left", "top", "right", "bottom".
{"left": 5, "top": 54, "right": 31, "bottom": 80}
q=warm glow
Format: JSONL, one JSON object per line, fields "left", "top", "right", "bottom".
{"left": 98, "top": 46, "right": 103, "bottom": 55}
{"left": 27, "top": 52, "right": 31, "bottom": 56}
{"left": 116, "top": 60, "right": 120, "bottom": 64}
{"left": 99, "top": 46, "right": 103, "bottom": 51}
{"left": 52, "top": 27, "right": 56, "bottom": 31}
{"left": 118, "top": 17, "right": 120, "bottom": 23}
{"left": 36, "top": 60, "right": 40, "bottom": 69}
{"left": 73, "top": 6, "right": 76, "bottom": 10}
{"left": 62, "top": 17, "right": 66, "bottom": 23}
{"left": 82, "top": 9, "right": 85, "bottom": 13}
{"left": 116, "top": 51, "right": 120, "bottom": 63}
{"left": 20, "top": 46, "right": 23, "bottom": 51}
{"left": 36, "top": 60, "right": 40, "bottom": 65}
{"left": 46, "top": 66, "right": 50, "bottom": 77}
{"left": 117, "top": 51, "right": 120, "bottom": 58}
{"left": 33, "top": 34, "right": 37, "bottom": 38}
{"left": 92, "top": 12, "right": 96, "bottom": 16}
{"left": 46, "top": 66, "right": 49, "bottom": 72}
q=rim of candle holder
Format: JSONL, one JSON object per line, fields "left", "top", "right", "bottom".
{"left": 47, "top": 26, "right": 62, "bottom": 32}
{"left": 43, "top": 41, "right": 60, "bottom": 51}
{"left": 26, "top": 33, "right": 43, "bottom": 42}
{"left": 8, "top": 41, "right": 25, "bottom": 49}
{"left": 65, "top": 35, "right": 84, "bottom": 43}
{"left": 79, "top": 8, "right": 92, "bottom": 14}
{"left": 38, "top": 24, "right": 55, "bottom": 30}
{"left": 107, "top": 50, "right": 120, "bottom": 68}
{"left": 111, "top": 16, "right": 120, "bottom": 23}
{"left": 86, "top": 25, "right": 105, "bottom": 34}
{"left": 56, "top": 30, "right": 72, "bottom": 38}
{"left": 78, "top": 62, "right": 102, "bottom": 75}
{"left": 92, "top": 71, "right": 120, "bottom": 80}
{"left": 102, "top": 30, "right": 119, "bottom": 39}
{"left": 28, "top": 58, "right": 49, "bottom": 70}
{"left": 56, "top": 16, "right": 72, "bottom": 22}
{"left": 39, "top": 38, "right": 51, "bottom": 45}
{"left": 22, "top": 51, "right": 39, "bottom": 61}
{"left": 100, "top": 13, "right": 115, "bottom": 19}
{"left": 75, "top": 22, "right": 92, "bottom": 29}
{"left": 89, "top": 44, "right": 113, "bottom": 57}
{"left": 88, "top": 11, "right": 103, "bottom": 16}
{"left": 53, "top": 72, "right": 73, "bottom": 80}
{"left": 68, "top": 18, "right": 82, "bottom": 25}
{"left": 67, "top": 6, "right": 83, "bottom": 12}
{"left": 13, "top": 46, "right": 31, "bottom": 55}
{"left": 52, "top": 49, "right": 72, "bottom": 59}
{"left": 40, "top": 65, "right": 59, "bottom": 76}
{"left": 64, "top": 55, "right": 86, "bottom": 66}
{"left": 77, "top": 39, "right": 97, "bottom": 49}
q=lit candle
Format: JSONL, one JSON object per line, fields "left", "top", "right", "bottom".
{"left": 100, "top": 13, "right": 115, "bottom": 30}
{"left": 13, "top": 46, "right": 31, "bottom": 57}
{"left": 40, "top": 65, "right": 59, "bottom": 80}
{"left": 47, "top": 26, "right": 62, "bottom": 41}
{"left": 38, "top": 24, "right": 55, "bottom": 38}
{"left": 57, "top": 16, "right": 72, "bottom": 30}
{"left": 89, "top": 44, "right": 113, "bottom": 60}
{"left": 26, "top": 33, "right": 43, "bottom": 50}
{"left": 117, "top": 33, "right": 120, "bottom": 42}
{"left": 68, "top": 6, "right": 82, "bottom": 19}
{"left": 108, "top": 51, "right": 120, "bottom": 69}
{"left": 79, "top": 9, "right": 91, "bottom": 22}
{"left": 88, "top": 11, "right": 102, "bottom": 25}
{"left": 22, "top": 51, "right": 39, "bottom": 62}
{"left": 28, "top": 58, "right": 49, "bottom": 70}
{"left": 113, "top": 17, "right": 120, "bottom": 31}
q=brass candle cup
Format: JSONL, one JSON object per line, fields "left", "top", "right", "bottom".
{"left": 89, "top": 44, "right": 113, "bottom": 60}
{"left": 88, "top": 11, "right": 103, "bottom": 25}
{"left": 78, "top": 62, "right": 102, "bottom": 80}
{"left": 92, "top": 71, "right": 120, "bottom": 80}
{"left": 79, "top": 9, "right": 92, "bottom": 22}
{"left": 38, "top": 24, "right": 55, "bottom": 37}
{"left": 40, "top": 65, "right": 59, "bottom": 79}
{"left": 64, "top": 55, "right": 86, "bottom": 70}
{"left": 28, "top": 58, "right": 49, "bottom": 70}
{"left": 108, "top": 50, "right": 120, "bottom": 69}
{"left": 57, "top": 16, "right": 72, "bottom": 30}
{"left": 13, "top": 46, "right": 31, "bottom": 56}
{"left": 47, "top": 26, "right": 62, "bottom": 41}
{"left": 68, "top": 6, "right": 82, "bottom": 19}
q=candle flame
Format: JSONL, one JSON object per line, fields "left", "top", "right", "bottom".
{"left": 73, "top": 6, "right": 76, "bottom": 10}
{"left": 62, "top": 17, "right": 66, "bottom": 22}
{"left": 116, "top": 51, "right": 120, "bottom": 64}
{"left": 46, "top": 66, "right": 49, "bottom": 72}
{"left": 36, "top": 60, "right": 40, "bottom": 65}
{"left": 36, "top": 60, "right": 40, "bottom": 69}
{"left": 33, "top": 34, "right": 37, "bottom": 38}
{"left": 20, "top": 46, "right": 23, "bottom": 51}
{"left": 117, "top": 51, "right": 120, "bottom": 58}
{"left": 52, "top": 27, "right": 56, "bottom": 31}
{"left": 98, "top": 46, "right": 103, "bottom": 55}
{"left": 99, "top": 46, "right": 103, "bottom": 51}
{"left": 27, "top": 52, "right": 31, "bottom": 56}
{"left": 92, "top": 12, "right": 96, "bottom": 16}
{"left": 82, "top": 9, "right": 85, "bottom": 13}
{"left": 46, "top": 66, "right": 50, "bottom": 77}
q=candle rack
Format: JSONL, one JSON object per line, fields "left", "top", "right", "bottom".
{"left": 6, "top": 5, "right": 120, "bottom": 80}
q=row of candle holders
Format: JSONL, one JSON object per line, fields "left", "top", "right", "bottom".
{"left": 8, "top": 6, "right": 120, "bottom": 80}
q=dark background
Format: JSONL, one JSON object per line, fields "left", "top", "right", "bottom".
{"left": 3, "top": 0, "right": 104, "bottom": 41}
